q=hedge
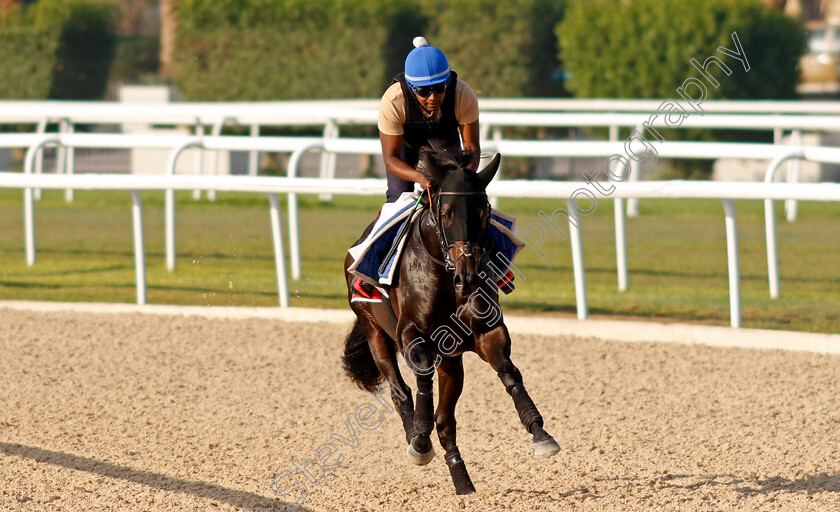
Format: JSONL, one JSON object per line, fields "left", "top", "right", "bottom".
{"left": 172, "top": 0, "right": 567, "bottom": 100}
{"left": 28, "top": 0, "right": 120, "bottom": 99}
{"left": 558, "top": 0, "right": 804, "bottom": 100}
{"left": 172, "top": 0, "right": 426, "bottom": 100}
{"left": 424, "top": 0, "right": 567, "bottom": 97}
{"left": 0, "top": 0, "right": 118, "bottom": 100}
{"left": 0, "top": 27, "right": 59, "bottom": 99}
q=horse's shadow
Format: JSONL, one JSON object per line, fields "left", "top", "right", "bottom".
{"left": 0, "top": 442, "right": 311, "bottom": 511}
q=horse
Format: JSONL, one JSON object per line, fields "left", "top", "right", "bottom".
{"left": 342, "top": 142, "right": 560, "bottom": 495}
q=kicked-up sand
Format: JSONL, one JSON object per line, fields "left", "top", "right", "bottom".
{"left": 1, "top": 308, "right": 839, "bottom": 511}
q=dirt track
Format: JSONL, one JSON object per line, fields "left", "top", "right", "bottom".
{"left": 1, "top": 308, "right": 840, "bottom": 512}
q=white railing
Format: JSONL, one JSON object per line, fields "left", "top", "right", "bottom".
{"left": 1, "top": 170, "right": 838, "bottom": 329}
{"left": 477, "top": 98, "right": 840, "bottom": 115}
{"left": 5, "top": 101, "right": 838, "bottom": 222}
{"left": 6, "top": 132, "right": 840, "bottom": 313}
{"left": 8, "top": 98, "right": 840, "bottom": 123}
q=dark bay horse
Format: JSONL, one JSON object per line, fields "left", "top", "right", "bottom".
{"left": 342, "top": 143, "right": 560, "bottom": 495}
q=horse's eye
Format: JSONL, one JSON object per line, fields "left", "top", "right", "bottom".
{"left": 441, "top": 204, "right": 454, "bottom": 227}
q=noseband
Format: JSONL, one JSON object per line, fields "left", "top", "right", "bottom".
{"left": 432, "top": 190, "right": 491, "bottom": 272}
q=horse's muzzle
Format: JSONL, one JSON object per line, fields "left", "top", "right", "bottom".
{"left": 449, "top": 243, "right": 482, "bottom": 297}
{"left": 452, "top": 267, "right": 481, "bottom": 297}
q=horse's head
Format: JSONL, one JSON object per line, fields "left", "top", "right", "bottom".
{"left": 419, "top": 142, "right": 501, "bottom": 299}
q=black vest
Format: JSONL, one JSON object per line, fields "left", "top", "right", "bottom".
{"left": 392, "top": 71, "right": 461, "bottom": 166}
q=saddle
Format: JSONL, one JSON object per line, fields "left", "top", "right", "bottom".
{"left": 347, "top": 191, "right": 525, "bottom": 339}
{"left": 348, "top": 191, "right": 426, "bottom": 288}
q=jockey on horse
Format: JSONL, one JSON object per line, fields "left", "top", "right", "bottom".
{"left": 349, "top": 36, "right": 517, "bottom": 303}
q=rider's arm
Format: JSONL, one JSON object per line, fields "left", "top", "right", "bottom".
{"left": 460, "top": 121, "right": 480, "bottom": 171}
{"left": 456, "top": 80, "right": 481, "bottom": 170}
{"left": 380, "top": 132, "right": 431, "bottom": 189}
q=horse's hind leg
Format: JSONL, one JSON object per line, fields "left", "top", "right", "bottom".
{"left": 435, "top": 356, "right": 476, "bottom": 495}
{"left": 477, "top": 325, "right": 561, "bottom": 459}
{"left": 364, "top": 324, "right": 416, "bottom": 444}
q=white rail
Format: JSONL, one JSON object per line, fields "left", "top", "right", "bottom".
{"left": 8, "top": 98, "right": 840, "bottom": 122}
{"left": 8, "top": 133, "right": 840, "bottom": 303}
{"left": 3, "top": 133, "right": 840, "bottom": 325}
{"left": 477, "top": 98, "right": 840, "bottom": 115}
{"left": 1, "top": 170, "right": 838, "bottom": 328}
{"left": 4, "top": 102, "right": 838, "bottom": 224}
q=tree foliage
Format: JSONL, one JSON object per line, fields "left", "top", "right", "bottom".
{"left": 172, "top": 0, "right": 567, "bottom": 100}
{"left": 424, "top": 0, "right": 567, "bottom": 97}
{"left": 0, "top": 0, "right": 118, "bottom": 99}
{"left": 558, "top": 0, "right": 804, "bottom": 99}
{"left": 172, "top": 0, "right": 425, "bottom": 100}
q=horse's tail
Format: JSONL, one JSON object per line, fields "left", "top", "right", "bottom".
{"left": 342, "top": 320, "right": 384, "bottom": 392}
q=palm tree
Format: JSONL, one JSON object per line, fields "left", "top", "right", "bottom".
{"left": 160, "top": 0, "right": 178, "bottom": 77}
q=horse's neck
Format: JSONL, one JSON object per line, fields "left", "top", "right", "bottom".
{"left": 417, "top": 208, "right": 446, "bottom": 263}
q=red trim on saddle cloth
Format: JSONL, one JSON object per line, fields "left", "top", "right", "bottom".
{"left": 351, "top": 278, "right": 383, "bottom": 303}
{"left": 497, "top": 269, "right": 515, "bottom": 294}
{"left": 498, "top": 269, "right": 514, "bottom": 288}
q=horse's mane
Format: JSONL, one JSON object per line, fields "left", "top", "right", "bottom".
{"left": 417, "top": 140, "right": 475, "bottom": 184}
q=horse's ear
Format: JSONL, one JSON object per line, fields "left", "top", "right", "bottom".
{"left": 476, "top": 153, "right": 501, "bottom": 188}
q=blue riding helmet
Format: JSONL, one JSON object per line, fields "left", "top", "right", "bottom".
{"left": 404, "top": 36, "right": 451, "bottom": 87}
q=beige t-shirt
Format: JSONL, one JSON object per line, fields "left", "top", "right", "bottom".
{"left": 377, "top": 79, "right": 480, "bottom": 136}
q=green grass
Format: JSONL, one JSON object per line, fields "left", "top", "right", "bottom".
{"left": 0, "top": 188, "right": 837, "bottom": 333}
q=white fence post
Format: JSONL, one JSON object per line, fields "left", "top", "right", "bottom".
{"left": 193, "top": 119, "right": 204, "bottom": 200}
{"left": 566, "top": 198, "right": 588, "bottom": 320}
{"left": 318, "top": 119, "right": 339, "bottom": 202}
{"left": 721, "top": 199, "right": 741, "bottom": 328}
{"left": 268, "top": 193, "right": 290, "bottom": 308}
{"left": 131, "top": 190, "right": 147, "bottom": 305}
{"left": 64, "top": 122, "right": 75, "bottom": 203}
{"left": 23, "top": 135, "right": 61, "bottom": 266}
{"left": 785, "top": 129, "right": 802, "bottom": 222}
{"left": 34, "top": 117, "right": 48, "bottom": 201}
{"left": 208, "top": 117, "right": 237, "bottom": 201}
{"left": 614, "top": 197, "right": 628, "bottom": 292}
{"left": 763, "top": 149, "right": 805, "bottom": 299}
{"left": 165, "top": 138, "right": 204, "bottom": 271}
{"left": 249, "top": 124, "right": 260, "bottom": 176}
{"left": 626, "top": 124, "right": 643, "bottom": 217}
{"left": 287, "top": 141, "right": 326, "bottom": 280}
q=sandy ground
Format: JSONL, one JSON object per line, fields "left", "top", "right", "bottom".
{"left": 1, "top": 309, "right": 840, "bottom": 512}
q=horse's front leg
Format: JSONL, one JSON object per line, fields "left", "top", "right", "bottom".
{"left": 401, "top": 325, "right": 437, "bottom": 465}
{"left": 435, "top": 355, "right": 476, "bottom": 495}
{"left": 476, "top": 324, "right": 561, "bottom": 459}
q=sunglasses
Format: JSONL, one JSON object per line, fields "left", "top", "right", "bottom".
{"left": 411, "top": 80, "right": 448, "bottom": 98}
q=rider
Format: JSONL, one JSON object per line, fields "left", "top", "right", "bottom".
{"left": 379, "top": 36, "right": 481, "bottom": 202}
{"left": 350, "top": 37, "right": 514, "bottom": 303}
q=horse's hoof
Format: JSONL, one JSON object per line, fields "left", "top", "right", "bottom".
{"left": 533, "top": 437, "right": 561, "bottom": 459}
{"left": 407, "top": 443, "right": 436, "bottom": 466}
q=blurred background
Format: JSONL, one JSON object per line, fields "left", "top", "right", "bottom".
{"left": 0, "top": 0, "right": 835, "bottom": 103}
{"left": 1, "top": 0, "right": 838, "bottom": 332}
{"left": 1, "top": 0, "right": 838, "bottom": 179}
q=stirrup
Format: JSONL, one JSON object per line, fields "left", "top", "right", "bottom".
{"left": 351, "top": 278, "right": 383, "bottom": 303}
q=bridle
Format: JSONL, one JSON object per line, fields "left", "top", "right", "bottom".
{"left": 430, "top": 190, "right": 491, "bottom": 272}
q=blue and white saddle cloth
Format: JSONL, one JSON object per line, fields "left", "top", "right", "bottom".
{"left": 348, "top": 191, "right": 524, "bottom": 287}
